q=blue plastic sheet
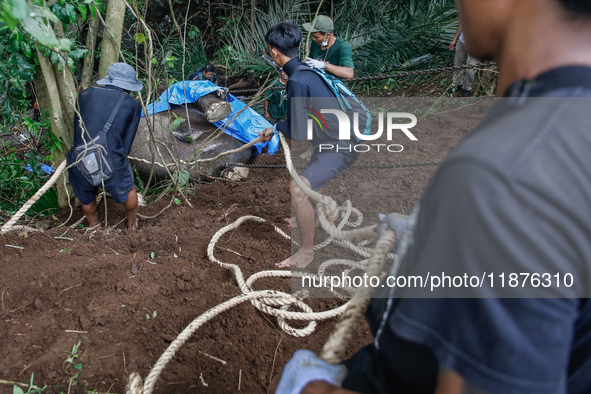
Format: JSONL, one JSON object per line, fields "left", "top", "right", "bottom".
{"left": 25, "top": 163, "right": 55, "bottom": 174}
{"left": 142, "top": 81, "right": 279, "bottom": 155}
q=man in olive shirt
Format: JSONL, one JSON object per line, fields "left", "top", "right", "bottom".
{"left": 303, "top": 15, "right": 354, "bottom": 80}
{"left": 264, "top": 69, "right": 289, "bottom": 124}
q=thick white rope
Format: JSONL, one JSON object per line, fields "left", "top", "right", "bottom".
{"left": 124, "top": 132, "right": 401, "bottom": 393}
{"left": 320, "top": 230, "right": 396, "bottom": 364}
{"left": 278, "top": 133, "right": 378, "bottom": 241}
{"left": 1, "top": 130, "right": 395, "bottom": 391}
{"left": 1, "top": 225, "right": 41, "bottom": 234}
{"left": 2, "top": 129, "right": 272, "bottom": 235}
{"left": 126, "top": 214, "right": 393, "bottom": 393}
{"left": 1, "top": 160, "right": 67, "bottom": 234}
{"left": 126, "top": 211, "right": 375, "bottom": 394}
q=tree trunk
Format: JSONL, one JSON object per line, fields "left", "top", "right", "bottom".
{"left": 35, "top": 45, "right": 73, "bottom": 147}
{"left": 33, "top": 52, "right": 74, "bottom": 209}
{"left": 53, "top": 62, "right": 77, "bottom": 139}
{"left": 33, "top": 66, "right": 50, "bottom": 121}
{"left": 81, "top": 8, "right": 100, "bottom": 90}
{"left": 52, "top": 147, "right": 73, "bottom": 208}
{"left": 98, "top": 0, "right": 126, "bottom": 78}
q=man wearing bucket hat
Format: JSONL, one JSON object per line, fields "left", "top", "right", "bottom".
{"left": 66, "top": 62, "right": 143, "bottom": 230}
{"left": 303, "top": 15, "right": 354, "bottom": 80}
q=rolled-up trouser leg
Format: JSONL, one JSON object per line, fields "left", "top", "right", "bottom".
{"left": 463, "top": 54, "right": 480, "bottom": 91}
{"left": 452, "top": 40, "right": 468, "bottom": 86}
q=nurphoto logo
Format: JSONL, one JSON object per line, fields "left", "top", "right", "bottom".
{"left": 306, "top": 109, "right": 418, "bottom": 153}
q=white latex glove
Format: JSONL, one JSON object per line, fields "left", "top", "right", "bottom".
{"left": 306, "top": 57, "right": 326, "bottom": 69}
{"left": 276, "top": 349, "right": 347, "bottom": 394}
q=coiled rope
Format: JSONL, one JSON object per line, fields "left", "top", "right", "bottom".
{"left": 125, "top": 132, "right": 397, "bottom": 393}
{"left": 4, "top": 116, "right": 400, "bottom": 394}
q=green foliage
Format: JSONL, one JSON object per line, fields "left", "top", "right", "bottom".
{"left": 12, "top": 373, "right": 46, "bottom": 394}
{"left": 64, "top": 340, "right": 81, "bottom": 365}
{"left": 0, "top": 115, "right": 60, "bottom": 216}
{"left": 2, "top": 0, "right": 67, "bottom": 50}
{"left": 216, "top": 0, "right": 457, "bottom": 82}
{"left": 22, "top": 112, "right": 63, "bottom": 155}
{"left": 216, "top": 0, "right": 309, "bottom": 77}
{"left": 172, "top": 168, "right": 190, "bottom": 188}
{"left": 0, "top": 151, "right": 59, "bottom": 215}
{"left": 63, "top": 340, "right": 82, "bottom": 386}
{"left": 170, "top": 113, "right": 185, "bottom": 131}
{"left": 0, "top": 27, "right": 36, "bottom": 117}
{"left": 0, "top": 0, "right": 101, "bottom": 120}
{"left": 343, "top": 1, "right": 457, "bottom": 76}
{"left": 163, "top": 26, "right": 209, "bottom": 82}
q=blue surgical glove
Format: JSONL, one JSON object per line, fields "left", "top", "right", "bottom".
{"left": 276, "top": 350, "right": 347, "bottom": 394}
{"left": 375, "top": 213, "right": 409, "bottom": 253}
{"left": 306, "top": 57, "right": 326, "bottom": 69}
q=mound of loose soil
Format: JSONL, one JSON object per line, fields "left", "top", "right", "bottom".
{"left": 0, "top": 98, "right": 492, "bottom": 394}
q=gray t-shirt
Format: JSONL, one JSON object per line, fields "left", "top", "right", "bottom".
{"left": 350, "top": 66, "right": 591, "bottom": 394}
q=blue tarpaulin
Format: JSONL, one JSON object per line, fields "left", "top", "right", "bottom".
{"left": 25, "top": 163, "right": 55, "bottom": 174}
{"left": 142, "top": 81, "right": 279, "bottom": 155}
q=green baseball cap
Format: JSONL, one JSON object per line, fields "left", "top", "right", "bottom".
{"left": 303, "top": 15, "right": 334, "bottom": 33}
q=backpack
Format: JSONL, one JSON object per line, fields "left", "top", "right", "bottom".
{"left": 72, "top": 92, "right": 125, "bottom": 186}
{"left": 293, "top": 64, "right": 372, "bottom": 139}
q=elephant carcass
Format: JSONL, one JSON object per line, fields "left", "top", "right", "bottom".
{"left": 129, "top": 105, "right": 252, "bottom": 181}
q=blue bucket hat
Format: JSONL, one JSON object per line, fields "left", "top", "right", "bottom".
{"left": 97, "top": 63, "right": 143, "bottom": 91}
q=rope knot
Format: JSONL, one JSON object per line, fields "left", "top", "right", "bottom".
{"left": 126, "top": 372, "right": 143, "bottom": 394}
{"left": 325, "top": 200, "right": 340, "bottom": 222}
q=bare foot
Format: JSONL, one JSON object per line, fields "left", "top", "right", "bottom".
{"left": 127, "top": 216, "right": 139, "bottom": 231}
{"left": 276, "top": 249, "right": 314, "bottom": 269}
{"left": 284, "top": 216, "right": 319, "bottom": 229}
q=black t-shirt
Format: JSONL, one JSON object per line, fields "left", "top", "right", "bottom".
{"left": 67, "top": 85, "right": 142, "bottom": 186}
{"left": 347, "top": 66, "right": 591, "bottom": 394}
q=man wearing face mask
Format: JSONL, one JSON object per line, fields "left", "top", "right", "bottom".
{"left": 303, "top": 16, "right": 354, "bottom": 80}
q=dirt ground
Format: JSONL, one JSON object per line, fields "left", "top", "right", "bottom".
{"left": 0, "top": 98, "right": 492, "bottom": 394}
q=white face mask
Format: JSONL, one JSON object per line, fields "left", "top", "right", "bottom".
{"left": 321, "top": 33, "right": 329, "bottom": 47}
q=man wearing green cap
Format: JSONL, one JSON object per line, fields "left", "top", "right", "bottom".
{"left": 303, "top": 15, "right": 354, "bottom": 80}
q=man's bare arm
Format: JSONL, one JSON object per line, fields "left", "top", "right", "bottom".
{"left": 435, "top": 369, "right": 488, "bottom": 394}
{"left": 301, "top": 381, "right": 357, "bottom": 394}
{"left": 449, "top": 25, "right": 462, "bottom": 50}
{"left": 264, "top": 99, "right": 271, "bottom": 120}
{"left": 324, "top": 63, "right": 354, "bottom": 79}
